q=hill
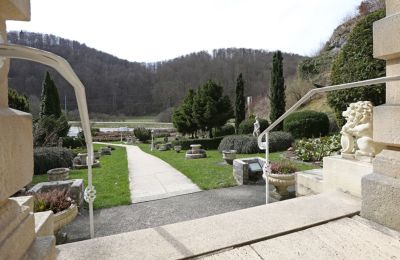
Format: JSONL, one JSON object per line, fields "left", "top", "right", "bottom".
{"left": 7, "top": 31, "right": 304, "bottom": 118}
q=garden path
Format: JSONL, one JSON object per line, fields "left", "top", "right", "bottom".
{"left": 94, "top": 142, "right": 201, "bottom": 203}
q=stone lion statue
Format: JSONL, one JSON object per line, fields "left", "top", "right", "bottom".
{"left": 340, "top": 101, "right": 382, "bottom": 162}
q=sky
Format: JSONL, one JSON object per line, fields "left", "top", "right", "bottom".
{"left": 6, "top": 0, "right": 361, "bottom": 63}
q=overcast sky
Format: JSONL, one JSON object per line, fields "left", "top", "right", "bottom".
{"left": 7, "top": 0, "right": 361, "bottom": 63}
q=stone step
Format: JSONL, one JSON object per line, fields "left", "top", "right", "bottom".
{"left": 209, "top": 217, "right": 400, "bottom": 259}
{"left": 35, "top": 211, "right": 54, "bottom": 237}
{"left": 10, "top": 195, "right": 34, "bottom": 212}
{"left": 296, "top": 169, "right": 324, "bottom": 196}
{"left": 56, "top": 191, "right": 360, "bottom": 259}
{"left": 23, "top": 236, "right": 56, "bottom": 260}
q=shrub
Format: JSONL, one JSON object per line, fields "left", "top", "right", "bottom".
{"left": 283, "top": 110, "right": 329, "bottom": 138}
{"left": 33, "top": 189, "right": 72, "bottom": 214}
{"left": 270, "top": 161, "right": 298, "bottom": 174}
{"left": 218, "top": 132, "right": 293, "bottom": 154}
{"left": 238, "top": 118, "right": 269, "bottom": 135}
{"left": 62, "top": 136, "right": 86, "bottom": 149}
{"left": 8, "top": 88, "right": 30, "bottom": 112}
{"left": 34, "top": 147, "right": 74, "bottom": 175}
{"left": 172, "top": 137, "right": 223, "bottom": 150}
{"left": 134, "top": 127, "right": 151, "bottom": 142}
{"left": 294, "top": 135, "right": 341, "bottom": 162}
{"left": 213, "top": 124, "right": 235, "bottom": 137}
{"left": 328, "top": 10, "right": 386, "bottom": 127}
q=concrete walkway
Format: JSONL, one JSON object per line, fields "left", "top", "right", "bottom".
{"left": 94, "top": 142, "right": 201, "bottom": 203}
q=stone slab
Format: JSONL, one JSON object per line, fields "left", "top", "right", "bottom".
{"left": 373, "top": 12, "right": 400, "bottom": 60}
{"left": 361, "top": 173, "right": 400, "bottom": 231}
{"left": 387, "top": 0, "right": 400, "bottom": 16}
{"left": 23, "top": 236, "right": 56, "bottom": 260}
{"left": 10, "top": 195, "right": 34, "bottom": 212}
{"left": 386, "top": 58, "right": 400, "bottom": 104}
{"left": 0, "top": 0, "right": 30, "bottom": 21}
{"left": 373, "top": 105, "right": 400, "bottom": 146}
{"left": 296, "top": 169, "right": 324, "bottom": 196}
{"left": 0, "top": 199, "right": 28, "bottom": 242}
{"left": 57, "top": 191, "right": 360, "bottom": 259}
{"left": 248, "top": 217, "right": 400, "bottom": 259}
{"left": 35, "top": 211, "right": 54, "bottom": 237}
{"left": 0, "top": 108, "right": 33, "bottom": 201}
{"left": 373, "top": 149, "right": 400, "bottom": 178}
{"left": 202, "top": 246, "right": 261, "bottom": 260}
{"left": 323, "top": 156, "right": 372, "bottom": 197}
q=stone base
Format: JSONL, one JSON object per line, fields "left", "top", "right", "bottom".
{"left": 296, "top": 169, "right": 324, "bottom": 196}
{"left": 323, "top": 156, "right": 372, "bottom": 197}
{"left": 361, "top": 173, "right": 400, "bottom": 231}
{"left": 233, "top": 157, "right": 265, "bottom": 185}
{"left": 269, "top": 188, "right": 295, "bottom": 201}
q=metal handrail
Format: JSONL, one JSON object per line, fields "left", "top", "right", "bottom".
{"left": 0, "top": 43, "right": 96, "bottom": 238}
{"left": 258, "top": 75, "right": 400, "bottom": 203}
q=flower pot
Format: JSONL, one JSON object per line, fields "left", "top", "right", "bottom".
{"left": 222, "top": 150, "right": 237, "bottom": 165}
{"left": 268, "top": 173, "right": 295, "bottom": 197}
{"left": 47, "top": 168, "right": 70, "bottom": 181}
{"left": 53, "top": 204, "right": 78, "bottom": 233}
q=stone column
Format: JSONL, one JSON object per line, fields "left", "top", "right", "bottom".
{"left": 361, "top": 0, "right": 400, "bottom": 231}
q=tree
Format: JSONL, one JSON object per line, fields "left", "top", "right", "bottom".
{"left": 328, "top": 10, "right": 385, "bottom": 126}
{"left": 172, "top": 89, "right": 198, "bottom": 137}
{"left": 192, "top": 80, "right": 233, "bottom": 137}
{"left": 8, "top": 88, "right": 30, "bottom": 112}
{"left": 269, "top": 51, "right": 286, "bottom": 130}
{"left": 235, "top": 73, "right": 246, "bottom": 132}
{"left": 39, "top": 71, "right": 62, "bottom": 118}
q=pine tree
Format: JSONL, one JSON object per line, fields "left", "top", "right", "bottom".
{"left": 8, "top": 88, "right": 30, "bottom": 113}
{"left": 172, "top": 89, "right": 198, "bottom": 137}
{"left": 269, "top": 51, "right": 286, "bottom": 130}
{"left": 235, "top": 73, "right": 245, "bottom": 132}
{"left": 39, "top": 71, "right": 62, "bottom": 119}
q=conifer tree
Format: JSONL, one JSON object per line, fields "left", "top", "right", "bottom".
{"left": 40, "top": 71, "right": 62, "bottom": 118}
{"left": 235, "top": 73, "right": 245, "bottom": 132}
{"left": 269, "top": 51, "right": 286, "bottom": 130}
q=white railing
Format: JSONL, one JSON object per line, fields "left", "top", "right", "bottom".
{"left": 0, "top": 43, "right": 96, "bottom": 238}
{"left": 258, "top": 75, "right": 400, "bottom": 203}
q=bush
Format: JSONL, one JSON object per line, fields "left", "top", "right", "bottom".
{"left": 283, "top": 110, "right": 329, "bottom": 138}
{"left": 34, "top": 147, "right": 74, "bottom": 175}
{"left": 238, "top": 118, "right": 269, "bottom": 135}
{"left": 62, "top": 136, "right": 86, "bottom": 149}
{"left": 328, "top": 10, "right": 386, "bottom": 127}
{"left": 218, "top": 131, "right": 293, "bottom": 154}
{"left": 134, "top": 127, "right": 151, "bottom": 142}
{"left": 172, "top": 137, "right": 223, "bottom": 150}
{"left": 294, "top": 135, "right": 341, "bottom": 162}
{"left": 213, "top": 124, "right": 235, "bottom": 137}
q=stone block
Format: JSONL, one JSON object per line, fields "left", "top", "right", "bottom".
{"left": 373, "top": 12, "right": 400, "bottom": 60}
{"left": 386, "top": 58, "right": 400, "bottom": 104}
{"left": 232, "top": 157, "right": 265, "bottom": 185}
{"left": 387, "top": 0, "right": 400, "bottom": 16}
{"left": 373, "top": 105, "right": 400, "bottom": 146}
{"left": 0, "top": 108, "right": 33, "bottom": 201}
{"left": 35, "top": 211, "right": 54, "bottom": 237}
{"left": 0, "top": 20, "right": 9, "bottom": 108}
{"left": 323, "top": 156, "right": 372, "bottom": 197}
{"left": 10, "top": 195, "right": 34, "bottom": 212}
{"left": 0, "top": 199, "right": 27, "bottom": 242}
{"left": 0, "top": 0, "right": 31, "bottom": 21}
{"left": 373, "top": 149, "right": 400, "bottom": 178}
{"left": 361, "top": 173, "right": 400, "bottom": 231}
{"left": 296, "top": 169, "right": 324, "bottom": 196}
{"left": 23, "top": 236, "right": 56, "bottom": 260}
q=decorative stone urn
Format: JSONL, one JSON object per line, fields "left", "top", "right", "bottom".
{"left": 268, "top": 173, "right": 295, "bottom": 198}
{"left": 174, "top": 145, "right": 182, "bottom": 153}
{"left": 186, "top": 144, "right": 207, "bottom": 159}
{"left": 158, "top": 143, "right": 168, "bottom": 151}
{"left": 77, "top": 153, "right": 88, "bottom": 165}
{"left": 94, "top": 151, "right": 101, "bottom": 160}
{"left": 47, "top": 168, "right": 69, "bottom": 181}
{"left": 222, "top": 150, "right": 237, "bottom": 165}
{"left": 53, "top": 204, "right": 78, "bottom": 233}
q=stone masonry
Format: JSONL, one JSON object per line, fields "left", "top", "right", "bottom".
{"left": 0, "top": 0, "right": 56, "bottom": 258}
{"left": 361, "top": 0, "right": 400, "bottom": 231}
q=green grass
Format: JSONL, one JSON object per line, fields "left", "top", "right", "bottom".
{"left": 32, "top": 144, "right": 131, "bottom": 209}
{"left": 138, "top": 144, "right": 317, "bottom": 190}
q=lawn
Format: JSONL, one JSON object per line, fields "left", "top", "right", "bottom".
{"left": 32, "top": 144, "right": 131, "bottom": 209}
{"left": 138, "top": 144, "right": 317, "bottom": 190}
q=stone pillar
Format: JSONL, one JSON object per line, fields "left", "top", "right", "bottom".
{"left": 361, "top": 0, "right": 400, "bottom": 231}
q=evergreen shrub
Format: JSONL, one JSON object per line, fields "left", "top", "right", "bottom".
{"left": 34, "top": 147, "right": 74, "bottom": 175}
{"left": 283, "top": 110, "right": 329, "bottom": 138}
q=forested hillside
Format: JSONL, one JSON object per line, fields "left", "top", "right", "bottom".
{"left": 8, "top": 31, "right": 304, "bottom": 117}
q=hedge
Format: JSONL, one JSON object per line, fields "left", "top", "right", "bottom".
{"left": 213, "top": 124, "right": 235, "bottom": 137}
{"left": 283, "top": 110, "right": 329, "bottom": 138}
{"left": 34, "top": 147, "right": 74, "bottom": 175}
{"left": 172, "top": 137, "right": 223, "bottom": 150}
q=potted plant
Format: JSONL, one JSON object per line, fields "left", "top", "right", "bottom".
{"left": 34, "top": 189, "right": 78, "bottom": 233}
{"left": 222, "top": 150, "right": 237, "bottom": 165}
{"left": 264, "top": 161, "right": 297, "bottom": 199}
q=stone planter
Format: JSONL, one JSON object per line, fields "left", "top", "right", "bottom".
{"left": 158, "top": 144, "right": 168, "bottom": 151}
{"left": 94, "top": 151, "right": 101, "bottom": 160}
{"left": 100, "top": 147, "right": 112, "bottom": 155}
{"left": 47, "top": 168, "right": 69, "bottom": 181}
{"left": 268, "top": 173, "right": 295, "bottom": 198}
{"left": 222, "top": 150, "right": 237, "bottom": 165}
{"left": 174, "top": 145, "right": 182, "bottom": 153}
{"left": 53, "top": 204, "right": 78, "bottom": 233}
{"left": 190, "top": 144, "right": 202, "bottom": 152}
